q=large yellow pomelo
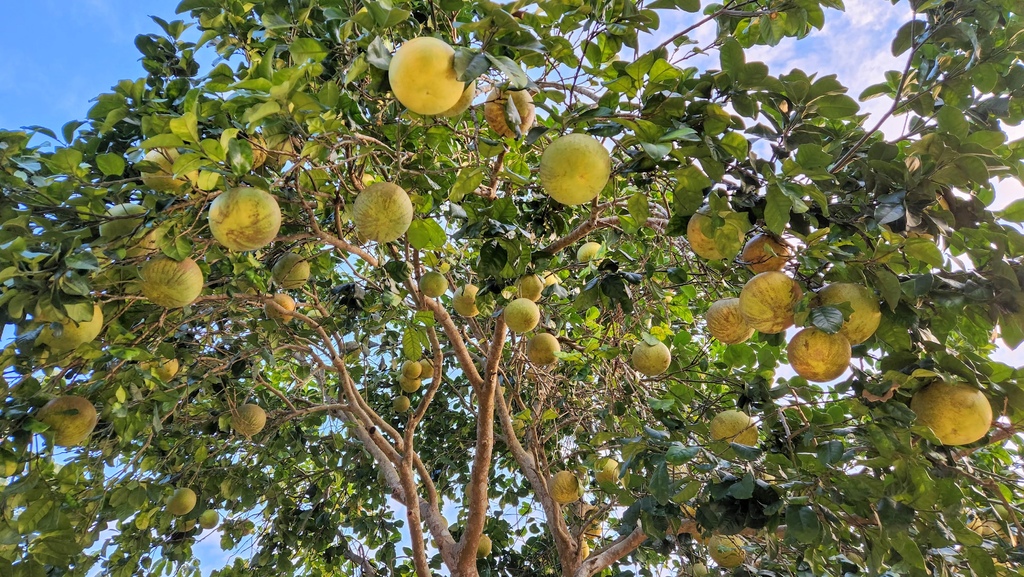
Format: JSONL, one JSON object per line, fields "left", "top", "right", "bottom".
{"left": 142, "top": 357, "right": 180, "bottom": 381}
{"left": 738, "top": 271, "right": 803, "bottom": 334}
{"left": 271, "top": 252, "right": 310, "bottom": 289}
{"left": 393, "top": 395, "right": 411, "bottom": 413}
{"left": 400, "top": 376, "right": 422, "bottom": 393}
{"left": 539, "top": 133, "right": 611, "bottom": 206}
{"left": 99, "top": 203, "right": 147, "bottom": 239}
{"left": 812, "top": 283, "right": 881, "bottom": 345}
{"left": 709, "top": 410, "right": 758, "bottom": 446}
{"left": 476, "top": 534, "right": 492, "bottom": 558}
{"left": 550, "top": 470, "right": 584, "bottom": 504}
{"left": 419, "top": 359, "right": 435, "bottom": 380}
{"left": 401, "top": 360, "right": 423, "bottom": 379}
{"left": 198, "top": 509, "right": 220, "bottom": 530}
{"left": 439, "top": 81, "right": 476, "bottom": 117}
{"left": 707, "top": 534, "right": 746, "bottom": 568}
{"left": 388, "top": 37, "right": 464, "bottom": 115}
{"left": 910, "top": 381, "right": 992, "bottom": 445}
{"left": 166, "top": 487, "right": 197, "bottom": 516}
{"left": 706, "top": 298, "right": 754, "bottom": 344}
{"left": 504, "top": 298, "right": 540, "bottom": 333}
{"left": 140, "top": 149, "right": 197, "bottom": 192}
{"left": 140, "top": 257, "right": 204, "bottom": 308}
{"left": 517, "top": 274, "right": 544, "bottom": 301}
{"left": 631, "top": 341, "right": 671, "bottom": 377}
{"left": 686, "top": 212, "right": 745, "bottom": 261}
{"left": 787, "top": 327, "right": 851, "bottom": 382}
{"left": 36, "top": 395, "right": 98, "bottom": 447}
{"left": 265, "top": 293, "right": 296, "bottom": 321}
{"left": 577, "top": 242, "right": 602, "bottom": 263}
{"left": 352, "top": 182, "right": 414, "bottom": 243}
{"left": 208, "top": 187, "right": 282, "bottom": 251}
{"left": 484, "top": 89, "right": 535, "bottom": 139}
{"left": 453, "top": 284, "right": 480, "bottom": 317}
{"left": 594, "top": 458, "right": 619, "bottom": 485}
{"left": 419, "top": 271, "right": 448, "bottom": 298}
{"left": 232, "top": 404, "right": 267, "bottom": 438}
{"left": 37, "top": 304, "right": 104, "bottom": 353}
{"left": 527, "top": 333, "right": 561, "bottom": 365}
{"left": 740, "top": 233, "right": 791, "bottom": 273}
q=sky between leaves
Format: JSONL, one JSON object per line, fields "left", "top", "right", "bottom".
{"left": 1, "top": 0, "right": 1022, "bottom": 574}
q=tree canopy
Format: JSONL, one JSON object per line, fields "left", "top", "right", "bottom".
{"left": 2, "top": 0, "right": 1024, "bottom": 576}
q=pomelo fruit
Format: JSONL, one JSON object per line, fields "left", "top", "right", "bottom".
{"left": 527, "top": 333, "right": 561, "bottom": 365}
{"left": 265, "top": 293, "right": 296, "bottom": 322}
{"left": 484, "top": 89, "right": 535, "bottom": 139}
{"left": 692, "top": 563, "right": 710, "bottom": 577}
{"left": 400, "top": 376, "right": 422, "bottom": 393}
{"left": 453, "top": 284, "right": 480, "bottom": 317}
{"left": 142, "top": 357, "right": 180, "bottom": 381}
{"left": 388, "top": 37, "right": 464, "bottom": 115}
{"left": 740, "top": 233, "right": 791, "bottom": 273}
{"left": 709, "top": 410, "right": 758, "bottom": 446}
{"left": 738, "top": 271, "right": 803, "bottom": 334}
{"left": 550, "top": 470, "right": 584, "bottom": 504}
{"left": 393, "top": 395, "right": 411, "bottom": 413}
{"left": 198, "top": 509, "right": 220, "bottom": 530}
{"left": 140, "top": 149, "right": 197, "bottom": 192}
{"left": 99, "top": 203, "right": 147, "bottom": 239}
{"left": 36, "top": 395, "right": 98, "bottom": 447}
{"left": 706, "top": 298, "right": 754, "bottom": 344}
{"left": 969, "top": 518, "right": 1015, "bottom": 545}
{"left": 166, "top": 488, "right": 197, "bottom": 516}
{"left": 517, "top": 274, "right": 545, "bottom": 302}
{"left": 419, "top": 271, "right": 448, "bottom": 298}
{"left": 439, "top": 81, "right": 476, "bottom": 117}
{"left": 686, "top": 211, "right": 745, "bottom": 261}
{"left": 543, "top": 272, "right": 560, "bottom": 287}
{"left": 539, "top": 133, "right": 611, "bottom": 206}
{"left": 232, "top": 404, "right": 267, "bottom": 438}
{"left": 141, "top": 257, "right": 204, "bottom": 308}
{"left": 271, "top": 252, "right": 310, "bottom": 289}
{"left": 37, "top": 303, "right": 104, "bottom": 353}
{"left": 401, "top": 360, "right": 422, "bottom": 379}
{"left": 208, "top": 187, "right": 282, "bottom": 251}
{"left": 419, "top": 359, "right": 435, "bottom": 380}
{"left": 476, "top": 533, "right": 492, "bottom": 558}
{"left": 576, "top": 242, "right": 602, "bottom": 263}
{"left": 352, "top": 182, "right": 414, "bottom": 243}
{"left": 631, "top": 341, "right": 671, "bottom": 377}
{"left": 504, "top": 298, "right": 540, "bottom": 333}
{"left": 812, "top": 283, "right": 881, "bottom": 345}
{"left": 0, "top": 456, "right": 18, "bottom": 478}
{"left": 910, "top": 381, "right": 992, "bottom": 445}
{"left": 787, "top": 327, "right": 851, "bottom": 382}
{"left": 707, "top": 534, "right": 746, "bottom": 568}
{"left": 595, "top": 458, "right": 619, "bottom": 485}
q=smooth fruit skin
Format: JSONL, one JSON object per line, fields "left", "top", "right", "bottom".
{"left": 707, "top": 534, "right": 746, "bottom": 568}
{"left": 232, "top": 404, "right": 267, "bottom": 438}
{"left": 706, "top": 298, "right": 754, "bottom": 344}
{"left": 709, "top": 410, "right": 758, "bottom": 446}
{"left": 631, "top": 341, "right": 671, "bottom": 377}
{"left": 738, "top": 271, "right": 803, "bottom": 334}
{"left": 388, "top": 37, "right": 464, "bottom": 115}
{"left": 99, "top": 203, "right": 147, "bottom": 239}
{"left": 271, "top": 253, "right": 310, "bottom": 289}
{"left": 399, "top": 376, "right": 422, "bottom": 393}
{"left": 208, "top": 187, "right": 282, "bottom": 251}
{"left": 484, "top": 89, "right": 536, "bottom": 138}
{"left": 37, "top": 304, "right": 104, "bottom": 353}
{"left": 419, "top": 271, "right": 449, "bottom": 298}
{"left": 687, "top": 213, "right": 725, "bottom": 260}
{"left": 813, "top": 283, "right": 881, "bottom": 345}
{"left": 438, "top": 81, "right": 476, "bottom": 117}
{"left": 527, "top": 333, "right": 561, "bottom": 365}
{"left": 418, "top": 359, "right": 435, "bottom": 379}
{"left": 140, "top": 149, "right": 196, "bottom": 192}
{"left": 36, "top": 396, "right": 98, "bottom": 447}
{"left": 594, "top": 458, "right": 619, "bottom": 485}
{"left": 453, "top": 284, "right": 480, "bottom": 317}
{"left": 550, "top": 470, "right": 583, "bottom": 504}
{"left": 265, "top": 293, "right": 296, "bottom": 321}
{"left": 401, "top": 360, "right": 422, "bottom": 379}
{"left": 539, "top": 133, "right": 611, "bottom": 206}
{"left": 576, "top": 242, "right": 602, "bottom": 263}
{"left": 740, "top": 233, "right": 791, "bottom": 273}
{"left": 476, "top": 534, "right": 492, "bottom": 558}
{"left": 393, "top": 395, "right": 411, "bottom": 413}
{"left": 504, "top": 298, "right": 540, "bottom": 333}
{"left": 141, "top": 257, "right": 204, "bottom": 308}
{"left": 198, "top": 510, "right": 220, "bottom": 530}
{"left": 517, "top": 274, "right": 544, "bottom": 301}
{"left": 167, "top": 488, "right": 197, "bottom": 516}
{"left": 352, "top": 182, "right": 414, "bottom": 243}
{"left": 787, "top": 327, "right": 851, "bottom": 382}
{"left": 911, "top": 381, "right": 992, "bottom": 445}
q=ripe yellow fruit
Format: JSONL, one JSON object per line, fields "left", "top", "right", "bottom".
{"left": 265, "top": 293, "right": 296, "bottom": 322}
{"left": 143, "top": 357, "right": 180, "bottom": 381}
{"left": 476, "top": 534, "right": 492, "bottom": 558}
{"left": 388, "top": 37, "right": 465, "bottom": 115}
{"left": 910, "top": 381, "right": 992, "bottom": 445}
{"left": 527, "top": 333, "right": 561, "bottom": 365}
{"left": 419, "top": 271, "right": 448, "bottom": 298}
{"left": 709, "top": 410, "right": 758, "bottom": 446}
{"left": 504, "top": 298, "right": 540, "bottom": 333}
{"left": 271, "top": 253, "right": 310, "bottom": 289}
{"left": 543, "top": 272, "right": 560, "bottom": 287}
{"left": 517, "top": 274, "right": 545, "bottom": 301}
{"left": 439, "top": 81, "right": 476, "bottom": 117}
{"left": 740, "top": 233, "right": 791, "bottom": 273}
{"left": 813, "top": 283, "right": 881, "bottom": 345}
{"left": 198, "top": 509, "right": 220, "bottom": 530}
{"left": 550, "top": 470, "right": 584, "bottom": 504}
{"left": 400, "top": 376, "right": 422, "bottom": 393}
{"left": 232, "top": 404, "right": 267, "bottom": 438}
{"left": 692, "top": 563, "right": 710, "bottom": 577}
{"left": 687, "top": 212, "right": 744, "bottom": 261}
{"left": 402, "top": 360, "right": 423, "bottom": 379}
{"left": 576, "top": 242, "right": 602, "bottom": 263}
{"left": 539, "top": 133, "right": 611, "bottom": 206}
{"left": 453, "top": 284, "right": 480, "bottom": 317}
{"left": 352, "top": 182, "right": 414, "bottom": 244}
{"left": 393, "top": 395, "right": 411, "bottom": 413}
{"left": 166, "top": 488, "right": 197, "bottom": 516}
{"left": 140, "top": 149, "right": 197, "bottom": 192}
{"left": 738, "top": 271, "right": 803, "bottom": 334}
{"left": 37, "top": 304, "right": 104, "bottom": 353}
{"left": 631, "top": 341, "right": 671, "bottom": 377}
{"left": 141, "top": 257, "right": 205, "bottom": 308}
{"left": 706, "top": 298, "right": 754, "bottom": 344}
{"left": 787, "top": 327, "right": 851, "bottom": 382}
{"left": 595, "top": 458, "right": 619, "bottom": 485}
{"left": 99, "top": 203, "right": 147, "bottom": 239}
{"left": 484, "top": 89, "right": 535, "bottom": 138}
{"left": 419, "top": 359, "right": 435, "bottom": 380}
{"left": 969, "top": 518, "right": 1016, "bottom": 545}
{"left": 208, "top": 187, "right": 282, "bottom": 251}
{"left": 580, "top": 540, "right": 590, "bottom": 558}
{"left": 707, "top": 535, "right": 746, "bottom": 568}
{"left": 36, "top": 396, "right": 98, "bottom": 447}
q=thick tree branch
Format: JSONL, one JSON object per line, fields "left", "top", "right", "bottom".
{"left": 574, "top": 525, "right": 647, "bottom": 577}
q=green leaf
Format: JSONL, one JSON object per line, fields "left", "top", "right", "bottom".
{"left": 719, "top": 38, "right": 745, "bottom": 77}
{"left": 809, "top": 306, "right": 844, "bottom": 334}
{"left": 891, "top": 20, "right": 924, "bottom": 56}
{"left": 719, "top": 132, "right": 748, "bottom": 158}
{"left": 627, "top": 191, "right": 650, "bottom": 226}
{"left": 813, "top": 94, "right": 859, "bottom": 119}
{"left": 785, "top": 505, "right": 822, "bottom": 543}
{"left": 367, "top": 37, "right": 392, "bottom": 69}
{"left": 890, "top": 533, "right": 926, "bottom": 571}
{"left": 290, "top": 38, "right": 327, "bottom": 63}
{"left": 764, "top": 184, "right": 791, "bottom": 235}
{"left": 450, "top": 166, "right": 486, "bottom": 202}
{"left": 816, "top": 440, "right": 844, "bottom": 465}
{"left": 95, "top": 153, "right": 125, "bottom": 177}
{"left": 169, "top": 112, "right": 199, "bottom": 143}
{"left": 407, "top": 219, "right": 447, "bottom": 250}
{"left": 903, "top": 238, "right": 943, "bottom": 268}
{"left": 870, "top": 269, "right": 902, "bottom": 311}
{"left": 649, "top": 461, "right": 671, "bottom": 505}
{"left": 226, "top": 138, "right": 254, "bottom": 176}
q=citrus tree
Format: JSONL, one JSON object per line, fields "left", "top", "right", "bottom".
{"left": 2, "top": 0, "right": 1024, "bottom": 575}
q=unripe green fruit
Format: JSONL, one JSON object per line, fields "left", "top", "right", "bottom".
{"left": 476, "top": 534, "right": 492, "bottom": 558}
{"left": 166, "top": 488, "right": 197, "bottom": 516}
{"left": 198, "top": 509, "right": 219, "bottom": 530}
{"left": 140, "top": 257, "right": 204, "bottom": 308}
{"left": 232, "top": 404, "right": 267, "bottom": 438}
{"left": 517, "top": 274, "right": 545, "bottom": 301}
{"left": 419, "top": 271, "right": 449, "bottom": 298}
{"left": 576, "top": 242, "right": 602, "bottom": 263}
{"left": 208, "top": 187, "right": 282, "bottom": 251}
{"left": 401, "top": 360, "right": 422, "bottom": 379}
{"left": 453, "top": 284, "right": 480, "bottom": 317}
{"left": 272, "top": 252, "right": 310, "bottom": 289}
{"left": 710, "top": 410, "right": 758, "bottom": 446}
{"left": 37, "top": 304, "right": 104, "bottom": 353}
{"left": 352, "top": 182, "right": 414, "bottom": 243}
{"left": 393, "top": 395, "right": 411, "bottom": 413}
{"left": 631, "top": 341, "right": 671, "bottom": 377}
{"left": 99, "top": 203, "right": 147, "bottom": 239}
{"left": 504, "top": 298, "right": 540, "bottom": 333}
{"left": 527, "top": 333, "right": 560, "bottom": 365}
{"left": 36, "top": 395, "right": 99, "bottom": 447}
